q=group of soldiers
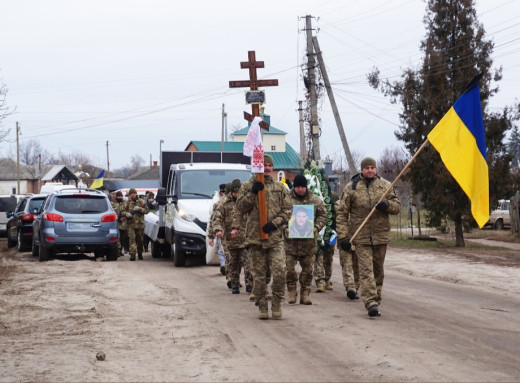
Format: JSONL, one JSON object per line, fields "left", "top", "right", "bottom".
{"left": 208, "top": 154, "right": 401, "bottom": 320}
{"left": 110, "top": 188, "right": 157, "bottom": 261}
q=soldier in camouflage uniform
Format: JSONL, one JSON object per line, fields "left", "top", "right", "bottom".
{"left": 284, "top": 175, "right": 327, "bottom": 305}
{"left": 336, "top": 157, "right": 400, "bottom": 317}
{"left": 233, "top": 154, "right": 292, "bottom": 320}
{"left": 208, "top": 184, "right": 228, "bottom": 276}
{"left": 123, "top": 187, "right": 150, "bottom": 261}
{"left": 213, "top": 179, "right": 252, "bottom": 294}
{"left": 111, "top": 190, "right": 128, "bottom": 257}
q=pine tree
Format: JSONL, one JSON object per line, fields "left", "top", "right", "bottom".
{"left": 368, "top": 0, "right": 518, "bottom": 246}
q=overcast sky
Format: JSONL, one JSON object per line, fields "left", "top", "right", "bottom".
{"left": 1, "top": 0, "right": 518, "bottom": 171}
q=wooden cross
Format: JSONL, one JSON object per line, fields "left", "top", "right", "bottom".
{"left": 229, "top": 51, "right": 279, "bottom": 240}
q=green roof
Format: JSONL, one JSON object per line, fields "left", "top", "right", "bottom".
{"left": 233, "top": 124, "right": 287, "bottom": 136}
{"left": 186, "top": 141, "right": 244, "bottom": 152}
{"left": 184, "top": 141, "right": 301, "bottom": 170}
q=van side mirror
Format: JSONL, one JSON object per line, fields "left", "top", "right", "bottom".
{"left": 156, "top": 187, "right": 167, "bottom": 205}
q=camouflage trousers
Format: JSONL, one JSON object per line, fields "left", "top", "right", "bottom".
{"left": 339, "top": 248, "right": 360, "bottom": 291}
{"left": 222, "top": 242, "right": 231, "bottom": 279}
{"left": 118, "top": 229, "right": 128, "bottom": 255}
{"left": 286, "top": 251, "right": 314, "bottom": 292}
{"left": 128, "top": 226, "right": 144, "bottom": 257}
{"left": 228, "top": 247, "right": 253, "bottom": 289}
{"left": 314, "top": 246, "right": 334, "bottom": 285}
{"left": 248, "top": 243, "right": 286, "bottom": 306}
{"left": 356, "top": 244, "right": 387, "bottom": 309}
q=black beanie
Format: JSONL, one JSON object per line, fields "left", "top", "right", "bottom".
{"left": 293, "top": 174, "right": 308, "bottom": 188}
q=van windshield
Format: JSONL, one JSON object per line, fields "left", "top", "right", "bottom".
{"left": 178, "top": 169, "right": 252, "bottom": 199}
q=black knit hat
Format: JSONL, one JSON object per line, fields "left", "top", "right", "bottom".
{"left": 293, "top": 174, "right": 308, "bottom": 188}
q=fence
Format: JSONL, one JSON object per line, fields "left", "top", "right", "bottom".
{"left": 511, "top": 190, "right": 520, "bottom": 236}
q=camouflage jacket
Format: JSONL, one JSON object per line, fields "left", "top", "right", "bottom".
{"left": 336, "top": 173, "right": 400, "bottom": 246}
{"left": 123, "top": 196, "right": 149, "bottom": 229}
{"left": 111, "top": 199, "right": 128, "bottom": 230}
{"left": 212, "top": 196, "right": 245, "bottom": 249}
{"left": 284, "top": 188, "right": 327, "bottom": 255}
{"left": 233, "top": 175, "right": 292, "bottom": 248}
{"left": 207, "top": 199, "right": 222, "bottom": 239}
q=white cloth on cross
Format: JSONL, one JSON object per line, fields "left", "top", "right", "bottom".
{"left": 243, "top": 116, "right": 264, "bottom": 174}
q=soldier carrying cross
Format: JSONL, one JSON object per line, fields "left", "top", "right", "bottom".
{"left": 230, "top": 51, "right": 293, "bottom": 320}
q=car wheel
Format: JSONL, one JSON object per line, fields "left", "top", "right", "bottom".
{"left": 39, "top": 244, "right": 50, "bottom": 262}
{"left": 17, "top": 231, "right": 29, "bottom": 252}
{"left": 161, "top": 242, "right": 171, "bottom": 258}
{"left": 172, "top": 240, "right": 186, "bottom": 267}
{"left": 31, "top": 239, "right": 39, "bottom": 257}
{"left": 494, "top": 219, "right": 504, "bottom": 230}
{"left": 106, "top": 247, "right": 118, "bottom": 261}
{"left": 7, "top": 228, "right": 16, "bottom": 248}
{"left": 151, "top": 241, "right": 162, "bottom": 258}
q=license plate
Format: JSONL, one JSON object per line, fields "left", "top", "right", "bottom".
{"left": 0, "top": 223, "right": 6, "bottom": 231}
{"left": 67, "top": 222, "right": 94, "bottom": 231}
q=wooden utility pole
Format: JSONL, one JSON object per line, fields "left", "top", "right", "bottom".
{"left": 16, "top": 122, "right": 20, "bottom": 194}
{"left": 229, "top": 51, "right": 278, "bottom": 240}
{"left": 305, "top": 15, "right": 321, "bottom": 161}
{"left": 106, "top": 140, "right": 110, "bottom": 177}
{"left": 298, "top": 100, "right": 306, "bottom": 167}
{"left": 221, "top": 103, "right": 226, "bottom": 153}
{"left": 312, "top": 36, "right": 357, "bottom": 175}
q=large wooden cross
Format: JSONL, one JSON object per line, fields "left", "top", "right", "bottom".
{"left": 229, "top": 51, "right": 278, "bottom": 240}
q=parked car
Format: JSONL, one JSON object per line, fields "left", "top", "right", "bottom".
{"left": 488, "top": 199, "right": 511, "bottom": 230}
{"left": 6, "top": 194, "right": 48, "bottom": 251}
{"left": 32, "top": 188, "right": 119, "bottom": 262}
{"left": 0, "top": 195, "right": 23, "bottom": 237}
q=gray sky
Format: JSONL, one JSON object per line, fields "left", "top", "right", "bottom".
{"left": 1, "top": 0, "right": 518, "bottom": 170}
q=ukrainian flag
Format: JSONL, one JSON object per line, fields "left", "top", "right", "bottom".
{"left": 90, "top": 170, "right": 104, "bottom": 189}
{"left": 427, "top": 85, "right": 489, "bottom": 228}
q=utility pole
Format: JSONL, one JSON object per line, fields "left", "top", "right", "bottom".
{"left": 16, "top": 122, "right": 20, "bottom": 194}
{"left": 312, "top": 36, "right": 357, "bottom": 175}
{"left": 106, "top": 140, "right": 110, "bottom": 177}
{"left": 298, "top": 100, "right": 306, "bottom": 167}
{"left": 221, "top": 103, "right": 226, "bottom": 153}
{"left": 305, "top": 15, "right": 321, "bottom": 162}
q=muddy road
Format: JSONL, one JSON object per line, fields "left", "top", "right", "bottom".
{"left": 1, "top": 239, "right": 519, "bottom": 382}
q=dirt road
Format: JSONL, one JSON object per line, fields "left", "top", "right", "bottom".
{"left": 1, "top": 239, "right": 519, "bottom": 382}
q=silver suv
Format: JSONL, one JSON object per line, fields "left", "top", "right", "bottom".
{"left": 32, "top": 188, "right": 119, "bottom": 262}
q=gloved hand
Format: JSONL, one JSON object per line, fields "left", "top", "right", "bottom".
{"left": 251, "top": 181, "right": 264, "bottom": 194}
{"left": 125, "top": 212, "right": 133, "bottom": 218}
{"left": 340, "top": 239, "right": 351, "bottom": 251}
{"left": 262, "top": 221, "right": 277, "bottom": 234}
{"left": 132, "top": 205, "right": 141, "bottom": 212}
{"left": 376, "top": 200, "right": 389, "bottom": 212}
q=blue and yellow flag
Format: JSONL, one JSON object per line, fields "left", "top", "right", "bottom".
{"left": 427, "top": 85, "right": 489, "bottom": 228}
{"left": 90, "top": 170, "right": 104, "bottom": 189}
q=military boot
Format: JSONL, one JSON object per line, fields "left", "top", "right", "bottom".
{"left": 257, "top": 299, "right": 268, "bottom": 320}
{"left": 316, "top": 281, "right": 326, "bottom": 293}
{"left": 325, "top": 281, "right": 333, "bottom": 291}
{"left": 271, "top": 300, "right": 282, "bottom": 319}
{"left": 138, "top": 254, "right": 143, "bottom": 260}
{"left": 300, "top": 288, "right": 312, "bottom": 305}
{"left": 287, "top": 286, "right": 298, "bottom": 304}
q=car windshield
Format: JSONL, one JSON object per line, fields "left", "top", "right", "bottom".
{"left": 54, "top": 196, "right": 109, "bottom": 214}
{"left": 28, "top": 198, "right": 45, "bottom": 214}
{"left": 178, "top": 169, "right": 252, "bottom": 199}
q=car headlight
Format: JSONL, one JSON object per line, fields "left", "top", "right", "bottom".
{"left": 176, "top": 207, "right": 196, "bottom": 222}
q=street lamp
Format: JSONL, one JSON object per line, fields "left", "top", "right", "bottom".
{"left": 159, "top": 140, "right": 164, "bottom": 165}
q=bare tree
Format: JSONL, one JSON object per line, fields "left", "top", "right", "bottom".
{"left": 0, "top": 76, "right": 14, "bottom": 142}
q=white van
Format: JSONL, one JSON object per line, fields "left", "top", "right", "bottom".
{"left": 0, "top": 195, "right": 23, "bottom": 237}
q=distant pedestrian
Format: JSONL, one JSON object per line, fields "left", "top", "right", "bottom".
{"left": 124, "top": 187, "right": 149, "bottom": 261}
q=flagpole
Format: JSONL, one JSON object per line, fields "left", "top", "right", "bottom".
{"left": 349, "top": 138, "right": 430, "bottom": 243}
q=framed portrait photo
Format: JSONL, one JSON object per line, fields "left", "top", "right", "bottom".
{"left": 288, "top": 204, "right": 315, "bottom": 239}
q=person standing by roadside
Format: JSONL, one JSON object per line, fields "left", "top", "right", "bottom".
{"left": 336, "top": 157, "right": 400, "bottom": 318}
{"left": 111, "top": 190, "right": 128, "bottom": 257}
{"left": 284, "top": 174, "right": 327, "bottom": 305}
{"left": 233, "top": 154, "right": 292, "bottom": 320}
{"left": 124, "top": 188, "right": 149, "bottom": 261}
